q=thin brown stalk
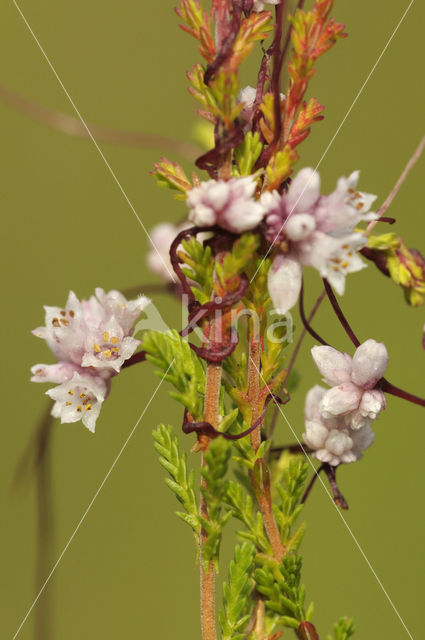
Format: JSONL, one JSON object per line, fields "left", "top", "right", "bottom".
{"left": 367, "top": 134, "right": 425, "bottom": 235}
{"left": 200, "top": 319, "right": 222, "bottom": 640}
{"left": 0, "top": 84, "right": 200, "bottom": 160}
{"left": 248, "top": 339, "right": 262, "bottom": 452}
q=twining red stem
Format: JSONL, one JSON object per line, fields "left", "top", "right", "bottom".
{"left": 323, "top": 280, "right": 425, "bottom": 409}
{"left": 299, "top": 280, "right": 328, "bottom": 346}
{"left": 380, "top": 379, "right": 425, "bottom": 408}
{"left": 322, "top": 279, "right": 360, "bottom": 347}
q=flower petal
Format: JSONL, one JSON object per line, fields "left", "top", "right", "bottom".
{"left": 267, "top": 254, "right": 302, "bottom": 314}
{"left": 320, "top": 382, "right": 363, "bottom": 418}
{"left": 303, "top": 419, "right": 329, "bottom": 449}
{"left": 286, "top": 167, "right": 321, "bottom": 214}
{"left": 351, "top": 339, "right": 389, "bottom": 389}
{"left": 304, "top": 385, "right": 327, "bottom": 420}
{"left": 311, "top": 345, "right": 352, "bottom": 386}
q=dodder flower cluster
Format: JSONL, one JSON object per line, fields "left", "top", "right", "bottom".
{"left": 31, "top": 288, "right": 149, "bottom": 431}
{"left": 303, "top": 340, "right": 389, "bottom": 465}
{"left": 148, "top": 168, "right": 377, "bottom": 317}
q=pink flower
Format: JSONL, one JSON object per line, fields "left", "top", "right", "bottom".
{"left": 264, "top": 168, "right": 377, "bottom": 313}
{"left": 47, "top": 372, "right": 109, "bottom": 434}
{"left": 31, "top": 288, "right": 150, "bottom": 431}
{"left": 303, "top": 385, "right": 375, "bottom": 466}
{"left": 267, "top": 253, "right": 302, "bottom": 315}
{"left": 186, "top": 177, "right": 265, "bottom": 233}
{"left": 311, "top": 340, "right": 388, "bottom": 430}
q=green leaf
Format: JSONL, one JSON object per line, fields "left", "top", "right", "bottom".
{"left": 142, "top": 330, "right": 205, "bottom": 419}
{"left": 219, "top": 543, "right": 256, "bottom": 640}
{"left": 225, "top": 481, "right": 270, "bottom": 554}
{"left": 327, "top": 617, "right": 355, "bottom": 640}
{"left": 152, "top": 425, "right": 200, "bottom": 535}
{"left": 234, "top": 132, "right": 263, "bottom": 176}
{"left": 151, "top": 157, "right": 193, "bottom": 199}
{"left": 200, "top": 437, "right": 233, "bottom": 568}
{"left": 180, "top": 236, "right": 214, "bottom": 303}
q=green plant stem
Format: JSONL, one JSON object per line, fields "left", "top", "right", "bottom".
{"left": 248, "top": 342, "right": 285, "bottom": 564}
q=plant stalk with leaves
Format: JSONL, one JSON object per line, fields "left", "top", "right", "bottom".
{"left": 28, "top": 1, "right": 425, "bottom": 639}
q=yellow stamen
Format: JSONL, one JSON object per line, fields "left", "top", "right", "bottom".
{"left": 60, "top": 318, "right": 69, "bottom": 326}
{"left": 65, "top": 401, "right": 71, "bottom": 406}
{"left": 332, "top": 266, "right": 339, "bottom": 271}
{"left": 77, "top": 405, "right": 82, "bottom": 412}
{"left": 110, "top": 336, "right": 120, "bottom": 344}
{"left": 85, "top": 404, "right": 92, "bottom": 411}
{"left": 68, "top": 389, "right": 74, "bottom": 396}
{"left": 341, "top": 261, "right": 349, "bottom": 268}
{"left": 103, "top": 331, "right": 109, "bottom": 342}
{"left": 102, "top": 349, "right": 112, "bottom": 358}
{"left": 80, "top": 392, "right": 85, "bottom": 398}
{"left": 342, "top": 244, "right": 349, "bottom": 250}
{"left": 93, "top": 343, "right": 101, "bottom": 352}
{"left": 111, "top": 347, "right": 119, "bottom": 352}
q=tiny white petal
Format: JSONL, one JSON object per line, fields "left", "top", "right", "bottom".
{"left": 359, "top": 389, "right": 386, "bottom": 420}
{"left": 31, "top": 362, "right": 80, "bottom": 384}
{"left": 320, "top": 382, "right": 363, "bottom": 418}
{"left": 303, "top": 419, "right": 329, "bottom": 449}
{"left": 285, "top": 213, "right": 316, "bottom": 241}
{"left": 304, "top": 385, "right": 327, "bottom": 421}
{"left": 311, "top": 345, "right": 352, "bottom": 386}
{"left": 286, "top": 167, "right": 321, "bottom": 214}
{"left": 267, "top": 253, "right": 302, "bottom": 314}
{"left": 351, "top": 339, "right": 389, "bottom": 389}
{"left": 325, "top": 429, "right": 353, "bottom": 456}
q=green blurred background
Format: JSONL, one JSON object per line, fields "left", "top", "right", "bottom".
{"left": 1, "top": 0, "right": 424, "bottom": 638}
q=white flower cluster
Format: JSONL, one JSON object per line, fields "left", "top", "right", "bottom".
{"left": 31, "top": 289, "right": 150, "bottom": 432}
{"left": 187, "top": 176, "right": 266, "bottom": 234}
{"left": 166, "top": 168, "right": 377, "bottom": 314}
{"left": 303, "top": 340, "right": 388, "bottom": 465}
{"left": 266, "top": 168, "right": 377, "bottom": 313}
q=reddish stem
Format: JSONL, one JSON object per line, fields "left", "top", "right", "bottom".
{"left": 322, "top": 279, "right": 360, "bottom": 347}
{"left": 299, "top": 280, "right": 328, "bottom": 346}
